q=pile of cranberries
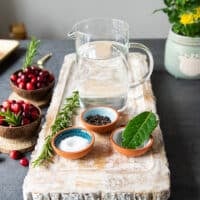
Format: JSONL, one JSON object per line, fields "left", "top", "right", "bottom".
{"left": 10, "top": 66, "right": 54, "bottom": 90}
{"left": 0, "top": 99, "right": 40, "bottom": 126}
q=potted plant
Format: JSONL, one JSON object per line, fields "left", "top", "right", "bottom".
{"left": 156, "top": 1, "right": 200, "bottom": 79}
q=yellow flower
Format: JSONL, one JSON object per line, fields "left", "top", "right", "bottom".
{"left": 180, "top": 7, "right": 200, "bottom": 25}
{"left": 180, "top": 13, "right": 195, "bottom": 25}
{"left": 193, "top": 7, "right": 200, "bottom": 21}
{"left": 196, "top": 7, "right": 200, "bottom": 15}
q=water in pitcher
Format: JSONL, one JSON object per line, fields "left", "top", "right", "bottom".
{"left": 77, "top": 41, "right": 129, "bottom": 110}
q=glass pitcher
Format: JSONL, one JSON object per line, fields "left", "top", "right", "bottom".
{"left": 68, "top": 18, "right": 154, "bottom": 110}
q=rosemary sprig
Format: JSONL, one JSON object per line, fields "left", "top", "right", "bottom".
{"left": 32, "top": 91, "right": 80, "bottom": 167}
{"left": 0, "top": 110, "right": 21, "bottom": 126}
{"left": 22, "top": 36, "right": 40, "bottom": 70}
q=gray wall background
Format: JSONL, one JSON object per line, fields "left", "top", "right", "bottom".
{"left": 0, "top": 0, "right": 170, "bottom": 39}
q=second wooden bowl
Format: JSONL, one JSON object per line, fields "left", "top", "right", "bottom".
{"left": 0, "top": 106, "right": 41, "bottom": 139}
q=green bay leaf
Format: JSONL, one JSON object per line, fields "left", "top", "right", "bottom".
{"left": 122, "top": 111, "right": 158, "bottom": 149}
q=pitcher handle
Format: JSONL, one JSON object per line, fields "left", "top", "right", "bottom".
{"left": 129, "top": 42, "right": 154, "bottom": 87}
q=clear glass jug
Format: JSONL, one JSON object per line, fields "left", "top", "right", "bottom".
{"left": 68, "top": 18, "right": 154, "bottom": 110}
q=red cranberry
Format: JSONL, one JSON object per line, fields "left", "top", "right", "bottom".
{"left": 18, "top": 100, "right": 25, "bottom": 105}
{"left": 16, "top": 78, "right": 22, "bottom": 84}
{"left": 19, "top": 157, "right": 29, "bottom": 167}
{"left": 9, "top": 150, "right": 22, "bottom": 160}
{"left": 22, "top": 111, "right": 30, "bottom": 119}
{"left": 40, "top": 70, "right": 48, "bottom": 77}
{"left": 31, "top": 111, "right": 39, "bottom": 120}
{"left": 18, "top": 82, "right": 26, "bottom": 89}
{"left": 31, "top": 77, "right": 37, "bottom": 84}
{"left": 11, "top": 102, "right": 21, "bottom": 114}
{"left": 24, "top": 67, "right": 31, "bottom": 73}
{"left": 26, "top": 82, "right": 35, "bottom": 90}
{"left": 22, "top": 117, "right": 30, "bottom": 125}
{"left": 22, "top": 103, "right": 30, "bottom": 113}
{"left": 28, "top": 104, "right": 35, "bottom": 110}
{"left": 20, "top": 74, "right": 27, "bottom": 82}
{"left": 37, "top": 76, "right": 44, "bottom": 83}
{"left": 10, "top": 74, "right": 17, "bottom": 82}
{"left": 49, "top": 74, "right": 54, "bottom": 82}
{"left": 27, "top": 73, "right": 34, "bottom": 79}
{"left": 0, "top": 116, "right": 4, "bottom": 125}
{"left": 30, "top": 107, "right": 39, "bottom": 120}
{"left": 17, "top": 71, "right": 23, "bottom": 77}
{"left": 34, "top": 70, "right": 40, "bottom": 76}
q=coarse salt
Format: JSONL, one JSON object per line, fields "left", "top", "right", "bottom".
{"left": 58, "top": 136, "right": 89, "bottom": 152}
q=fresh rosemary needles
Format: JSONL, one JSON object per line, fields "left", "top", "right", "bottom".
{"left": 0, "top": 110, "right": 21, "bottom": 126}
{"left": 32, "top": 91, "right": 80, "bottom": 167}
{"left": 22, "top": 37, "right": 40, "bottom": 70}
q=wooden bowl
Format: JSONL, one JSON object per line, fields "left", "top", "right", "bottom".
{"left": 0, "top": 106, "right": 41, "bottom": 139}
{"left": 10, "top": 79, "right": 54, "bottom": 101}
{"left": 51, "top": 127, "right": 95, "bottom": 160}
{"left": 80, "top": 106, "right": 119, "bottom": 134}
{"left": 10, "top": 69, "right": 55, "bottom": 101}
{"left": 110, "top": 127, "right": 153, "bottom": 157}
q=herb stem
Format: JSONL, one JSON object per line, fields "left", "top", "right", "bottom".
{"left": 22, "top": 37, "right": 40, "bottom": 70}
{"left": 32, "top": 91, "right": 79, "bottom": 167}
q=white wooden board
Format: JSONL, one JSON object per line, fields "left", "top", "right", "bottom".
{"left": 23, "top": 53, "right": 170, "bottom": 200}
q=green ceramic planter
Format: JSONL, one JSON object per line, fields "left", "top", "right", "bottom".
{"left": 165, "top": 30, "right": 200, "bottom": 79}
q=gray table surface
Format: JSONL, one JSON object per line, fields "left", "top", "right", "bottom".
{"left": 0, "top": 39, "right": 200, "bottom": 200}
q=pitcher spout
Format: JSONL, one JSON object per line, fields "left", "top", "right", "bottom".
{"left": 68, "top": 31, "right": 77, "bottom": 39}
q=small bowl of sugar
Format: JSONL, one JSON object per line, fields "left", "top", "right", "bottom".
{"left": 51, "top": 127, "right": 95, "bottom": 159}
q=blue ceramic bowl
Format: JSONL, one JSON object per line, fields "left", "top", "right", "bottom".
{"left": 80, "top": 106, "right": 119, "bottom": 134}
{"left": 51, "top": 127, "right": 95, "bottom": 159}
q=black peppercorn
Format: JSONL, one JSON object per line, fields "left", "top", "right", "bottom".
{"left": 86, "top": 114, "right": 111, "bottom": 126}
